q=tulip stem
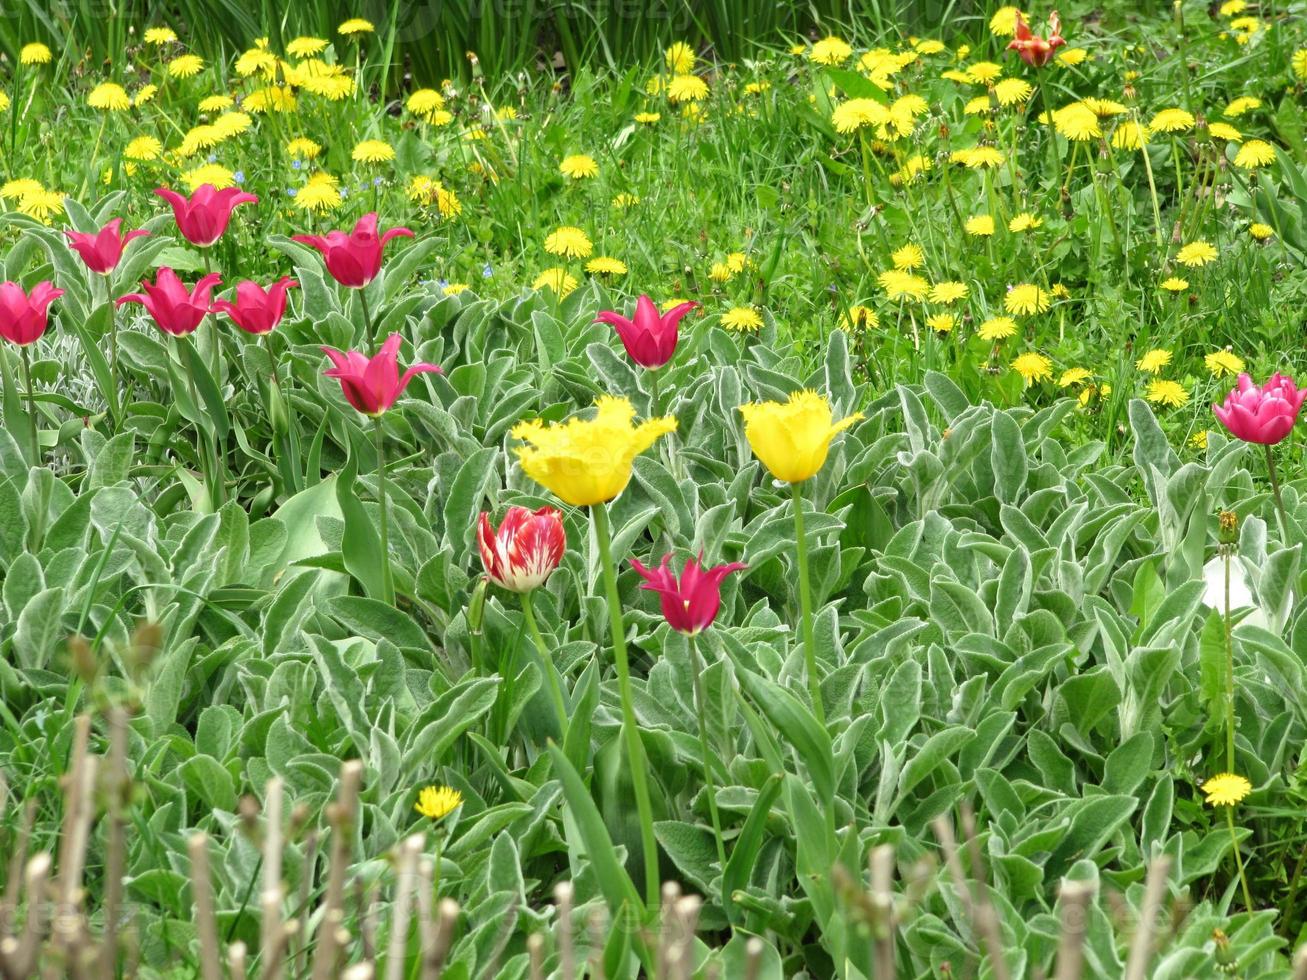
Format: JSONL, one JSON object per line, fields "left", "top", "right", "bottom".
{"left": 687, "top": 633, "right": 728, "bottom": 882}
{"left": 648, "top": 368, "right": 661, "bottom": 417}
{"left": 374, "top": 417, "right": 395, "bottom": 606}
{"left": 19, "top": 345, "right": 39, "bottom": 465}
{"left": 520, "top": 592, "right": 570, "bottom": 740}
{"left": 1223, "top": 547, "right": 1236, "bottom": 772}
{"left": 591, "top": 502, "right": 660, "bottom": 907}
{"left": 359, "top": 287, "right": 378, "bottom": 354}
{"left": 1265, "top": 445, "right": 1291, "bottom": 543}
{"left": 791, "top": 482, "right": 825, "bottom": 727}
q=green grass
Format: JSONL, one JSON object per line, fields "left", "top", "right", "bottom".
{"left": 1, "top": 2, "right": 1307, "bottom": 977}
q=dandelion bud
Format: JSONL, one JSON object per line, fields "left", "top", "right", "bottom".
{"left": 68, "top": 634, "right": 97, "bottom": 684}
{"left": 1218, "top": 510, "right": 1239, "bottom": 545}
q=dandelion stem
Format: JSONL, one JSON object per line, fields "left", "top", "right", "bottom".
{"left": 592, "top": 502, "right": 660, "bottom": 906}
{"left": 374, "top": 416, "right": 395, "bottom": 606}
{"left": 792, "top": 481, "right": 825, "bottom": 727}
{"left": 1225, "top": 806, "right": 1255, "bottom": 912}
{"left": 687, "top": 633, "right": 728, "bottom": 884}
{"left": 520, "top": 591, "right": 570, "bottom": 740}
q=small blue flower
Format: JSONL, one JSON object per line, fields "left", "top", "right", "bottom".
{"left": 292, "top": 159, "right": 303, "bottom": 170}
{"left": 341, "top": 187, "right": 350, "bottom": 198}
{"left": 286, "top": 187, "right": 297, "bottom": 197}
{"left": 372, "top": 176, "right": 383, "bottom": 187}
{"left": 234, "top": 171, "right": 245, "bottom": 184}
{"left": 481, "top": 263, "right": 493, "bottom": 278}
{"left": 207, "top": 153, "right": 217, "bottom": 163}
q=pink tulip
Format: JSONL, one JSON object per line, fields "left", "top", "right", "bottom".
{"left": 292, "top": 212, "right": 413, "bottom": 288}
{"left": 116, "top": 268, "right": 222, "bottom": 336}
{"left": 478, "top": 506, "right": 566, "bottom": 593}
{"left": 321, "top": 332, "right": 441, "bottom": 416}
{"left": 0, "top": 281, "right": 64, "bottom": 346}
{"left": 155, "top": 184, "right": 259, "bottom": 247}
{"left": 1213, "top": 373, "right": 1306, "bottom": 445}
{"left": 595, "top": 295, "right": 697, "bottom": 369}
{"left": 211, "top": 278, "right": 299, "bottom": 335}
{"left": 630, "top": 553, "right": 747, "bottom": 635}
{"left": 1008, "top": 11, "right": 1066, "bottom": 68}
{"left": 65, "top": 219, "right": 150, "bottom": 274}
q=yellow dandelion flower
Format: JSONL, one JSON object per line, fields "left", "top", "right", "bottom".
{"left": 1146, "top": 379, "right": 1189, "bottom": 407}
{"left": 1176, "top": 240, "right": 1218, "bottom": 267}
{"left": 532, "top": 267, "right": 579, "bottom": 298}
{"left": 338, "top": 18, "right": 374, "bottom": 35}
{"left": 124, "top": 135, "right": 163, "bottom": 161}
{"left": 1055, "top": 48, "right": 1088, "bottom": 66}
{"left": 287, "top": 36, "right": 329, "bottom": 57}
{"left": 415, "top": 785, "right": 463, "bottom": 820}
{"left": 809, "top": 36, "right": 853, "bottom": 65}
{"left": 20, "top": 43, "right": 52, "bottom": 66}
{"left": 560, "top": 154, "right": 598, "bottom": 179}
{"left": 544, "top": 226, "right": 592, "bottom": 259}
{"left": 1234, "top": 139, "right": 1275, "bottom": 169}
{"left": 1249, "top": 223, "right": 1274, "bottom": 240}
{"left": 1008, "top": 212, "right": 1042, "bottom": 232}
{"left": 352, "top": 139, "right": 395, "bottom": 164}
{"left": 87, "top": 82, "right": 131, "bottom": 111}
{"left": 929, "top": 281, "right": 969, "bottom": 304}
{"left": 1149, "top": 108, "right": 1195, "bottom": 133}
{"left": 1207, "top": 122, "right": 1242, "bottom": 142}
{"left": 978, "top": 316, "right": 1017, "bottom": 341}
{"left": 1294, "top": 48, "right": 1307, "bottom": 81}
{"left": 994, "top": 78, "right": 1032, "bottom": 106}
{"left": 721, "top": 306, "right": 764, "bottom": 332}
{"left": 286, "top": 136, "right": 321, "bottom": 159}
{"left": 1058, "top": 368, "right": 1092, "bottom": 387}
{"left": 1205, "top": 350, "right": 1245, "bottom": 377}
{"left": 666, "top": 74, "right": 709, "bottom": 103}
{"left": 967, "top": 61, "right": 1003, "bottom": 84}
{"left": 1012, "top": 352, "right": 1053, "bottom": 385}
{"left": 926, "top": 313, "right": 956, "bottom": 333}
{"left": 666, "top": 41, "right": 695, "bottom": 74}
{"left": 1160, "top": 277, "right": 1189, "bottom": 292}
{"left": 406, "top": 88, "right": 446, "bottom": 122}
{"left": 1201, "top": 773, "right": 1251, "bottom": 807}
{"left": 295, "top": 174, "right": 342, "bottom": 212}
{"left": 244, "top": 86, "right": 297, "bottom": 113}
{"left": 1111, "top": 121, "right": 1149, "bottom": 150}
{"left": 168, "top": 54, "right": 203, "bottom": 78}
{"left": 965, "top": 214, "right": 995, "bottom": 236}
{"left": 586, "top": 256, "right": 627, "bottom": 276}
{"left": 892, "top": 243, "right": 924, "bottom": 270}
{"left": 635, "top": 111, "right": 661, "bottom": 124}
{"left": 1054, "top": 103, "right": 1101, "bottom": 141}
{"left": 17, "top": 189, "right": 64, "bottom": 224}
{"left": 181, "top": 163, "right": 235, "bottom": 192}
{"left": 1224, "top": 96, "right": 1261, "bottom": 118}
{"left": 198, "top": 94, "right": 235, "bottom": 112}
{"left": 133, "top": 84, "right": 158, "bottom": 106}
{"left": 1219, "top": 0, "right": 1247, "bottom": 12}
{"left": 832, "top": 98, "right": 889, "bottom": 134}
{"left": 612, "top": 193, "right": 639, "bottom": 208}
{"left": 878, "top": 269, "right": 930, "bottom": 301}
{"left": 144, "top": 27, "right": 178, "bottom": 45}
{"left": 841, "top": 305, "right": 879, "bottom": 330}
{"left": 0, "top": 178, "right": 43, "bottom": 201}
{"left": 235, "top": 47, "right": 278, "bottom": 78}
{"left": 989, "top": 6, "right": 1021, "bottom": 36}
{"left": 1136, "top": 349, "right": 1172, "bottom": 372}
{"left": 1005, "top": 283, "right": 1050, "bottom": 315}
{"left": 1189, "top": 430, "right": 1210, "bottom": 450}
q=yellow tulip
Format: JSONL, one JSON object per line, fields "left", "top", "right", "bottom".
{"left": 739, "top": 390, "right": 863, "bottom": 483}
{"left": 512, "top": 396, "right": 677, "bottom": 506}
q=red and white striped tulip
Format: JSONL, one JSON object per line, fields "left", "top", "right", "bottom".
{"left": 478, "top": 506, "right": 566, "bottom": 593}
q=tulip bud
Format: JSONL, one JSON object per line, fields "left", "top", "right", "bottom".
{"left": 478, "top": 507, "right": 566, "bottom": 593}
{"left": 467, "top": 577, "right": 487, "bottom": 636}
{"left": 268, "top": 378, "right": 289, "bottom": 435}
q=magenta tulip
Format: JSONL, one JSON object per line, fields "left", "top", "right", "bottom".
{"left": 630, "top": 553, "right": 747, "bottom": 635}
{"left": 321, "top": 332, "right": 441, "bottom": 416}
{"left": 478, "top": 506, "right": 566, "bottom": 593}
{"left": 211, "top": 278, "right": 299, "bottom": 335}
{"left": 116, "top": 268, "right": 222, "bottom": 336}
{"left": 595, "top": 295, "right": 697, "bottom": 369}
{"left": 1213, "top": 373, "right": 1306, "bottom": 445}
{"left": 65, "top": 219, "right": 150, "bottom": 274}
{"left": 155, "top": 184, "right": 259, "bottom": 247}
{"left": 0, "top": 281, "right": 64, "bottom": 346}
{"left": 293, "top": 212, "right": 413, "bottom": 288}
